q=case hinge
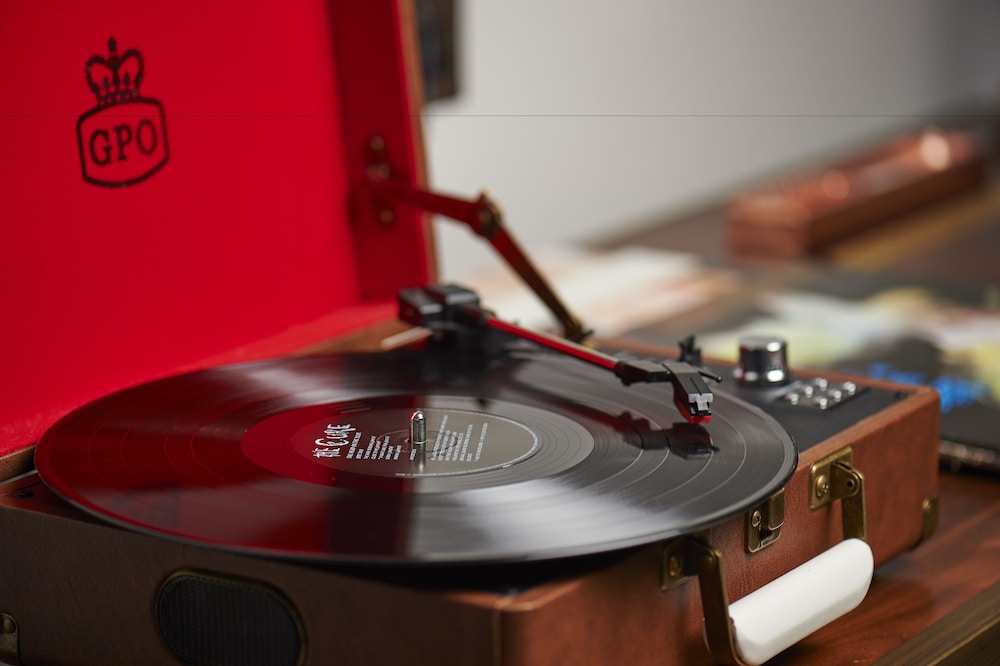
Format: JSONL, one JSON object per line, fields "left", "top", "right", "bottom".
{"left": 662, "top": 536, "right": 745, "bottom": 666}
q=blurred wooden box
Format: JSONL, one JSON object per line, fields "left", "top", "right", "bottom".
{"left": 726, "top": 128, "right": 988, "bottom": 259}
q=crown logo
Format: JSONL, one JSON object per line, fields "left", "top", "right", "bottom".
{"left": 77, "top": 37, "right": 168, "bottom": 187}
{"left": 85, "top": 37, "right": 144, "bottom": 107}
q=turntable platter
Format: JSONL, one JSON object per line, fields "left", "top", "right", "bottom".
{"left": 35, "top": 348, "right": 796, "bottom": 564}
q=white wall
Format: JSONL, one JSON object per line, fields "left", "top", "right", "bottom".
{"left": 423, "top": 0, "right": 1000, "bottom": 281}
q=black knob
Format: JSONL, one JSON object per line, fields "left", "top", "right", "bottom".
{"left": 735, "top": 336, "right": 790, "bottom": 387}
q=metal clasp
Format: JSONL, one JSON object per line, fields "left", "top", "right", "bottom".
{"left": 745, "top": 489, "right": 785, "bottom": 553}
{"left": 809, "top": 447, "right": 867, "bottom": 541}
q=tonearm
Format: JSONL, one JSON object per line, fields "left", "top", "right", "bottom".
{"left": 398, "top": 284, "right": 720, "bottom": 424}
{"left": 364, "top": 135, "right": 590, "bottom": 343}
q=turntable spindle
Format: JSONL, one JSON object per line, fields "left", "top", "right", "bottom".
{"left": 410, "top": 410, "right": 427, "bottom": 449}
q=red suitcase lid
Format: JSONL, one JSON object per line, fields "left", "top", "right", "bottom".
{"left": 0, "top": 0, "right": 434, "bottom": 457}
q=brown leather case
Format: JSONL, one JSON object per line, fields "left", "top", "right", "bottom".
{"left": 0, "top": 364, "right": 938, "bottom": 666}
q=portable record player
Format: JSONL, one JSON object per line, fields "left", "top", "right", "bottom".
{"left": 0, "top": 2, "right": 939, "bottom": 665}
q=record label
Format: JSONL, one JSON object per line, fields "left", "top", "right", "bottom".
{"left": 243, "top": 398, "right": 545, "bottom": 480}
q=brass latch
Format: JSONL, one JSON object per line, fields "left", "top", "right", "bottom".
{"left": 809, "top": 447, "right": 867, "bottom": 541}
{"left": 745, "top": 489, "right": 785, "bottom": 553}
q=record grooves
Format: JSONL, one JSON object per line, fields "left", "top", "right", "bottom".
{"left": 35, "top": 347, "right": 797, "bottom": 564}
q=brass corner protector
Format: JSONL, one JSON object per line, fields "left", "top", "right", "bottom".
{"left": 0, "top": 613, "right": 20, "bottom": 666}
{"left": 917, "top": 495, "right": 940, "bottom": 546}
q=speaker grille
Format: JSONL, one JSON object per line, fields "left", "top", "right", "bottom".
{"left": 156, "top": 571, "right": 305, "bottom": 666}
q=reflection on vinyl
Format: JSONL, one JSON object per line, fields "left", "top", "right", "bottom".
{"left": 35, "top": 347, "right": 796, "bottom": 564}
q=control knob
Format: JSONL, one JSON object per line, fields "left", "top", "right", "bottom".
{"left": 735, "top": 336, "right": 790, "bottom": 387}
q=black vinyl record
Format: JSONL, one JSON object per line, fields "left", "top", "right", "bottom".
{"left": 35, "top": 346, "right": 797, "bottom": 564}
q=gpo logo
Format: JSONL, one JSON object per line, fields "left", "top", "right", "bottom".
{"left": 76, "top": 38, "right": 169, "bottom": 187}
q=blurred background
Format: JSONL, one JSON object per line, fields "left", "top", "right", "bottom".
{"left": 416, "top": 0, "right": 1000, "bottom": 281}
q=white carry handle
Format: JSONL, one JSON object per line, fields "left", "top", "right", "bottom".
{"left": 726, "top": 538, "right": 874, "bottom": 665}
{"left": 666, "top": 452, "right": 871, "bottom": 665}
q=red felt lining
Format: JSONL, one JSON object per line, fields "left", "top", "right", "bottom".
{"left": 1, "top": 1, "right": 429, "bottom": 455}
